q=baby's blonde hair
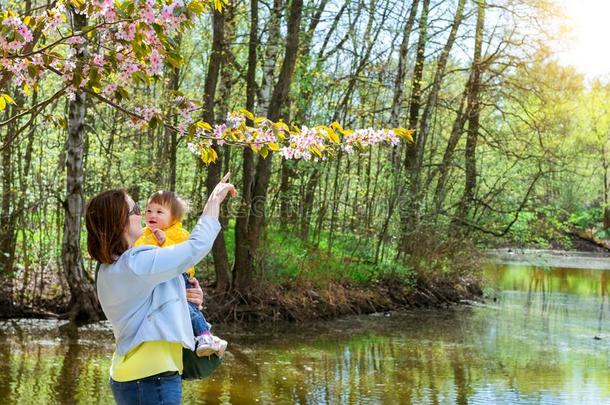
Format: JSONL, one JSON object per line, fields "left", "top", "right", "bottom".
{"left": 147, "top": 191, "right": 189, "bottom": 222}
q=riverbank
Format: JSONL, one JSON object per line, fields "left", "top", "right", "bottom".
{"left": 3, "top": 229, "right": 485, "bottom": 323}
{"left": 204, "top": 274, "right": 483, "bottom": 324}
{"left": 2, "top": 273, "right": 483, "bottom": 324}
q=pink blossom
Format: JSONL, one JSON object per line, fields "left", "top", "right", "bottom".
{"left": 226, "top": 113, "right": 245, "bottom": 129}
{"left": 92, "top": 53, "right": 105, "bottom": 67}
{"left": 102, "top": 83, "right": 117, "bottom": 96}
{"left": 7, "top": 40, "right": 22, "bottom": 52}
{"left": 342, "top": 144, "right": 354, "bottom": 154}
{"left": 141, "top": 5, "right": 156, "bottom": 24}
{"left": 214, "top": 125, "right": 227, "bottom": 146}
{"left": 106, "top": 8, "right": 118, "bottom": 21}
{"left": 30, "top": 54, "right": 44, "bottom": 66}
{"left": 66, "top": 36, "right": 86, "bottom": 45}
{"left": 17, "top": 26, "right": 33, "bottom": 42}
{"left": 279, "top": 147, "right": 295, "bottom": 159}
{"left": 43, "top": 12, "right": 63, "bottom": 35}
{"left": 117, "top": 23, "right": 136, "bottom": 41}
{"left": 161, "top": 5, "right": 175, "bottom": 20}
{"left": 147, "top": 49, "right": 163, "bottom": 75}
{"left": 66, "top": 86, "right": 76, "bottom": 101}
{"left": 125, "top": 63, "right": 139, "bottom": 74}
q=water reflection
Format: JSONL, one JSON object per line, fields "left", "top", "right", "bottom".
{"left": 1, "top": 264, "right": 610, "bottom": 404}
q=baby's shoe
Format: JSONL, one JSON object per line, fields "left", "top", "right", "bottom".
{"left": 196, "top": 334, "right": 228, "bottom": 357}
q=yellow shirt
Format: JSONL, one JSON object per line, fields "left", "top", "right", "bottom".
{"left": 110, "top": 341, "right": 182, "bottom": 382}
{"left": 135, "top": 221, "right": 195, "bottom": 278}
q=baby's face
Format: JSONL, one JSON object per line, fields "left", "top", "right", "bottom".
{"left": 144, "top": 202, "right": 173, "bottom": 230}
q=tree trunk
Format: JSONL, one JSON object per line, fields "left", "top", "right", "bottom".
{"left": 165, "top": 62, "right": 180, "bottom": 191}
{"left": 258, "top": 0, "right": 283, "bottom": 115}
{"left": 15, "top": 111, "right": 36, "bottom": 310}
{"left": 282, "top": 0, "right": 332, "bottom": 237}
{"left": 455, "top": 0, "right": 486, "bottom": 226}
{"left": 404, "top": 0, "right": 430, "bottom": 174}
{"left": 327, "top": 152, "right": 342, "bottom": 252}
{"left": 397, "top": 0, "right": 430, "bottom": 259}
{"left": 233, "top": 0, "right": 303, "bottom": 292}
{"left": 432, "top": 78, "right": 471, "bottom": 212}
{"left": 0, "top": 0, "right": 31, "bottom": 316}
{"left": 279, "top": 159, "right": 296, "bottom": 230}
{"left": 300, "top": 168, "right": 321, "bottom": 240}
{"left": 62, "top": 8, "right": 102, "bottom": 322}
{"left": 602, "top": 145, "right": 610, "bottom": 229}
{"left": 0, "top": 105, "right": 17, "bottom": 316}
{"left": 416, "top": 0, "right": 466, "bottom": 178}
{"left": 202, "top": 8, "right": 231, "bottom": 291}
{"left": 389, "top": 0, "right": 420, "bottom": 166}
{"left": 233, "top": 0, "right": 259, "bottom": 291}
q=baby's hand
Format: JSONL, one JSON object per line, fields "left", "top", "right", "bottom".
{"left": 153, "top": 229, "right": 166, "bottom": 245}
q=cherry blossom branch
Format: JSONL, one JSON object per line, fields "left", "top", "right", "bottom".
{"left": 0, "top": 84, "right": 69, "bottom": 150}
{"left": 0, "top": 83, "right": 69, "bottom": 128}
{"left": 10, "top": 19, "right": 131, "bottom": 59}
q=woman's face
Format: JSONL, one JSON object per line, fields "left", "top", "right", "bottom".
{"left": 124, "top": 195, "right": 143, "bottom": 245}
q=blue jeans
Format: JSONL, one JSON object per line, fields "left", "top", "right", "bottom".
{"left": 110, "top": 371, "right": 181, "bottom": 405}
{"left": 183, "top": 273, "right": 211, "bottom": 335}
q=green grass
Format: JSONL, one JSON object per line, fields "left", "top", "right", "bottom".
{"left": 196, "top": 221, "right": 416, "bottom": 288}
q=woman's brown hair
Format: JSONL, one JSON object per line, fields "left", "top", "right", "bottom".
{"left": 85, "top": 189, "right": 129, "bottom": 264}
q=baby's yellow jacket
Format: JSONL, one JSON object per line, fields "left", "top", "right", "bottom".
{"left": 134, "top": 221, "right": 195, "bottom": 278}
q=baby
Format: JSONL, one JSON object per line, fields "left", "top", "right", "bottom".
{"left": 134, "top": 191, "right": 228, "bottom": 357}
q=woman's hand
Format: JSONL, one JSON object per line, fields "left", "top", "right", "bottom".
{"left": 203, "top": 172, "right": 237, "bottom": 218}
{"left": 186, "top": 277, "right": 204, "bottom": 310}
{"left": 211, "top": 172, "right": 238, "bottom": 201}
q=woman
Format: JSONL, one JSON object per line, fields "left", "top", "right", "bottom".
{"left": 85, "top": 173, "right": 237, "bottom": 405}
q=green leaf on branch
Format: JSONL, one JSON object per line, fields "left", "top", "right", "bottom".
{"left": 131, "top": 71, "right": 149, "bottom": 85}
{"left": 393, "top": 127, "right": 414, "bottom": 142}
{"left": 254, "top": 116, "right": 267, "bottom": 125}
{"left": 310, "top": 145, "right": 323, "bottom": 158}
{"left": 239, "top": 108, "right": 255, "bottom": 121}
{"left": 330, "top": 121, "right": 344, "bottom": 133}
{"left": 166, "top": 55, "right": 183, "bottom": 69}
{"left": 1, "top": 94, "right": 16, "bottom": 105}
{"left": 27, "top": 64, "right": 38, "bottom": 79}
{"left": 322, "top": 126, "right": 340, "bottom": 144}
{"left": 117, "top": 86, "right": 129, "bottom": 101}
{"left": 259, "top": 145, "right": 269, "bottom": 159}
{"left": 149, "top": 116, "right": 159, "bottom": 129}
{"left": 188, "top": 1, "right": 206, "bottom": 13}
{"left": 196, "top": 121, "right": 213, "bottom": 131}
{"left": 208, "top": 147, "right": 218, "bottom": 162}
{"left": 214, "top": 0, "right": 225, "bottom": 12}
{"left": 200, "top": 146, "right": 218, "bottom": 164}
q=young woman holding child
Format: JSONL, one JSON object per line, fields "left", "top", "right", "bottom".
{"left": 85, "top": 173, "right": 237, "bottom": 405}
{"left": 135, "top": 190, "right": 228, "bottom": 356}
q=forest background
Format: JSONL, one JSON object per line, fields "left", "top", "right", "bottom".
{"left": 1, "top": 0, "right": 609, "bottom": 323}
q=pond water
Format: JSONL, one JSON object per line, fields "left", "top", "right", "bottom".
{"left": 1, "top": 262, "right": 610, "bottom": 404}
